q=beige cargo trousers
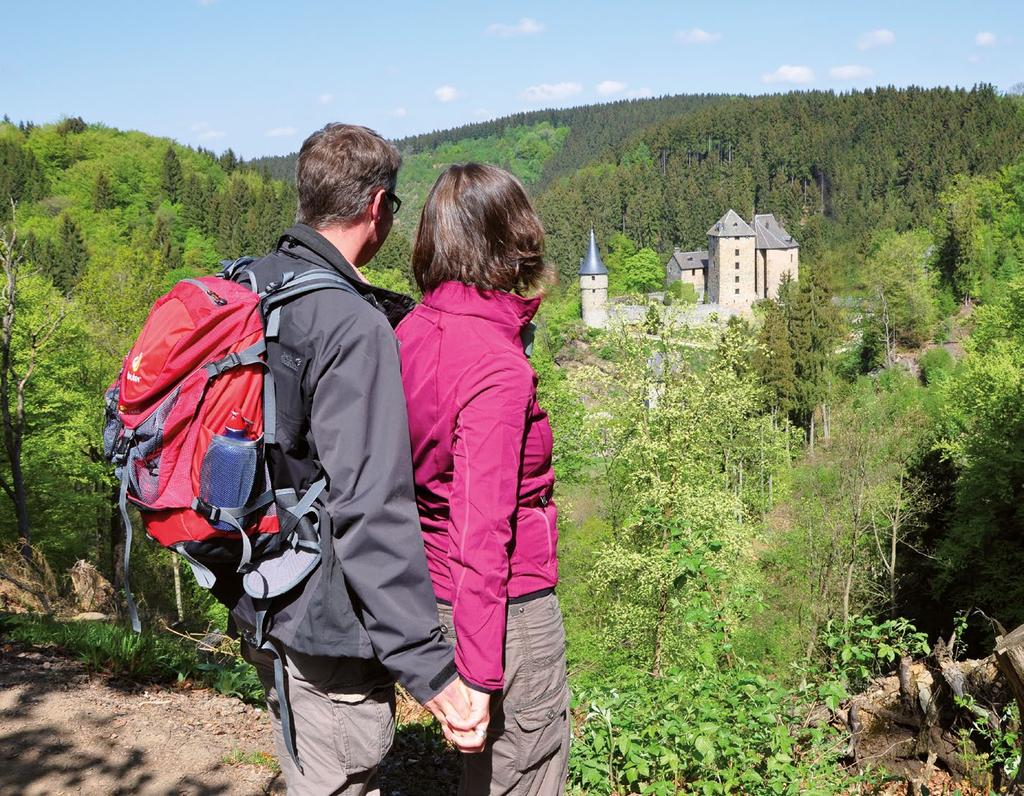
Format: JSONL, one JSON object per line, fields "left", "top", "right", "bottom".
{"left": 438, "top": 592, "right": 571, "bottom": 796}
{"left": 243, "top": 644, "right": 395, "bottom": 795}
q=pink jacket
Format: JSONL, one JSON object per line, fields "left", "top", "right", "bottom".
{"left": 396, "top": 281, "right": 558, "bottom": 692}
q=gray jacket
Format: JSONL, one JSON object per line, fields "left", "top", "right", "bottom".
{"left": 221, "top": 224, "right": 456, "bottom": 704}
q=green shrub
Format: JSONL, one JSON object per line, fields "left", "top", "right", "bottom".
{"left": 817, "top": 615, "right": 929, "bottom": 692}
{"left": 919, "top": 346, "right": 954, "bottom": 385}
{"left": 569, "top": 665, "right": 854, "bottom": 795}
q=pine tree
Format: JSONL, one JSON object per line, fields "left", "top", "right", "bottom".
{"left": 150, "top": 212, "right": 179, "bottom": 268}
{"left": 92, "top": 171, "right": 115, "bottom": 211}
{"left": 218, "top": 148, "right": 239, "bottom": 173}
{"left": 162, "top": 146, "right": 183, "bottom": 204}
{"left": 47, "top": 213, "right": 89, "bottom": 292}
{"left": 754, "top": 300, "right": 797, "bottom": 417}
{"left": 783, "top": 263, "right": 840, "bottom": 446}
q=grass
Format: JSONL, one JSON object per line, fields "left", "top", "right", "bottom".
{"left": 0, "top": 612, "right": 264, "bottom": 702}
{"left": 221, "top": 749, "right": 280, "bottom": 771}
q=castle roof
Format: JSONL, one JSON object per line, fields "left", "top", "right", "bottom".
{"left": 707, "top": 209, "right": 754, "bottom": 238}
{"left": 666, "top": 249, "right": 709, "bottom": 280}
{"left": 753, "top": 213, "right": 798, "bottom": 250}
{"left": 578, "top": 228, "right": 608, "bottom": 276}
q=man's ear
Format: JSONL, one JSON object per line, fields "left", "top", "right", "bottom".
{"left": 368, "top": 189, "right": 387, "bottom": 223}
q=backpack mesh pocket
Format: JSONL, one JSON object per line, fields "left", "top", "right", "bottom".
{"left": 102, "top": 384, "right": 123, "bottom": 461}
{"left": 125, "top": 388, "right": 180, "bottom": 505}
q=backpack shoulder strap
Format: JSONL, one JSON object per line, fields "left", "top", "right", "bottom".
{"left": 261, "top": 269, "right": 362, "bottom": 340}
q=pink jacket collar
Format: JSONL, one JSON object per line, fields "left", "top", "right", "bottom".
{"left": 422, "top": 281, "right": 541, "bottom": 332}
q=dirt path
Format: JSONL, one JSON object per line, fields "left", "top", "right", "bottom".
{"left": 0, "top": 640, "right": 282, "bottom": 796}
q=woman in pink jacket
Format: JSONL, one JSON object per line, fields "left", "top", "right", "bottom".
{"left": 397, "top": 163, "right": 569, "bottom": 795}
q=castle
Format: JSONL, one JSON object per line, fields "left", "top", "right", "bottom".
{"left": 580, "top": 209, "right": 799, "bottom": 328}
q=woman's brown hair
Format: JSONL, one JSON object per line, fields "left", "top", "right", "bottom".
{"left": 411, "top": 163, "right": 548, "bottom": 294}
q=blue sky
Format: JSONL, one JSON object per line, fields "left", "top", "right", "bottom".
{"left": 2, "top": 1, "right": 1021, "bottom": 159}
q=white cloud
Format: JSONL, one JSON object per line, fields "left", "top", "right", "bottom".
{"left": 266, "top": 126, "right": 296, "bottom": 138}
{"left": 191, "top": 122, "right": 225, "bottom": 141}
{"left": 629, "top": 87, "right": 654, "bottom": 99}
{"left": 968, "top": 54, "right": 983, "bottom": 63}
{"left": 434, "top": 85, "right": 461, "bottom": 102}
{"left": 486, "top": 17, "right": 545, "bottom": 37}
{"left": 829, "top": 64, "right": 873, "bottom": 80}
{"left": 761, "top": 65, "right": 815, "bottom": 84}
{"left": 521, "top": 82, "right": 583, "bottom": 103}
{"left": 596, "top": 80, "right": 627, "bottom": 96}
{"left": 318, "top": 93, "right": 334, "bottom": 105}
{"left": 858, "top": 29, "right": 895, "bottom": 50}
{"left": 390, "top": 107, "right": 408, "bottom": 118}
{"left": 975, "top": 31, "right": 996, "bottom": 47}
{"left": 674, "top": 27, "right": 721, "bottom": 45}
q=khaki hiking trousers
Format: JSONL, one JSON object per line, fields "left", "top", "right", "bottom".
{"left": 243, "top": 643, "right": 395, "bottom": 796}
{"left": 438, "top": 592, "right": 570, "bottom": 796}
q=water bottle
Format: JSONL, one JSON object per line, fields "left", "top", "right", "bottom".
{"left": 200, "top": 410, "right": 260, "bottom": 531}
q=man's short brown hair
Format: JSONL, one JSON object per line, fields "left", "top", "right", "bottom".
{"left": 411, "top": 163, "right": 548, "bottom": 295}
{"left": 295, "top": 123, "right": 401, "bottom": 229}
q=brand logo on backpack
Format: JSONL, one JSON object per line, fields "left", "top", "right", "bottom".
{"left": 126, "top": 352, "right": 144, "bottom": 383}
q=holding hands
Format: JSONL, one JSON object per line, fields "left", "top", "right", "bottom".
{"left": 424, "top": 678, "right": 491, "bottom": 753}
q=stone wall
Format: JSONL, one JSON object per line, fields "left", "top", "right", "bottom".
{"left": 581, "top": 273, "right": 609, "bottom": 328}
{"left": 713, "top": 234, "right": 757, "bottom": 309}
{"left": 765, "top": 248, "right": 798, "bottom": 301}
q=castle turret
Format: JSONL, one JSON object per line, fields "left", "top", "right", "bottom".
{"left": 579, "top": 228, "right": 609, "bottom": 329}
{"left": 707, "top": 209, "right": 755, "bottom": 307}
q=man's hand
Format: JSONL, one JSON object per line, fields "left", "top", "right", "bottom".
{"left": 423, "top": 677, "right": 491, "bottom": 753}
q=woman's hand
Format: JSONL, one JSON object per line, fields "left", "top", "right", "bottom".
{"left": 448, "top": 679, "right": 491, "bottom": 754}
{"left": 424, "top": 677, "right": 491, "bottom": 753}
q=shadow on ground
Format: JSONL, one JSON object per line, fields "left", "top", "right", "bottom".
{"left": 0, "top": 639, "right": 281, "bottom": 795}
{"left": 379, "top": 723, "right": 462, "bottom": 796}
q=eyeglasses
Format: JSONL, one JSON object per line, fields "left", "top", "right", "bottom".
{"left": 385, "top": 190, "right": 402, "bottom": 214}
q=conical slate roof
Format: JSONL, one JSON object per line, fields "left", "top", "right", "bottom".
{"left": 707, "top": 209, "right": 754, "bottom": 237}
{"left": 578, "top": 228, "right": 608, "bottom": 276}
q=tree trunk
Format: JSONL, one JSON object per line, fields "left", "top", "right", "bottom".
{"left": 172, "top": 553, "right": 184, "bottom": 624}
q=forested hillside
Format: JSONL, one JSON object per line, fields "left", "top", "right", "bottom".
{"left": 251, "top": 92, "right": 727, "bottom": 189}
{"left": 538, "top": 85, "right": 1024, "bottom": 282}
{"left": 3, "top": 90, "right": 1024, "bottom": 794}
{"left": 253, "top": 86, "right": 1023, "bottom": 290}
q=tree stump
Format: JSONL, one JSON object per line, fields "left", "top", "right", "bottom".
{"left": 994, "top": 624, "right": 1024, "bottom": 794}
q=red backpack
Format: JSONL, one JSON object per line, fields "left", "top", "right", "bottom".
{"left": 104, "top": 259, "right": 359, "bottom": 631}
{"left": 104, "top": 259, "right": 359, "bottom": 773}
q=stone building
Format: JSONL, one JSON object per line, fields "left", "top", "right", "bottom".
{"left": 579, "top": 210, "right": 798, "bottom": 328}
{"left": 666, "top": 209, "right": 799, "bottom": 310}
{"left": 579, "top": 228, "right": 609, "bottom": 329}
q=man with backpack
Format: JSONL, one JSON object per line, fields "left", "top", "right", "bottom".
{"left": 218, "top": 124, "right": 485, "bottom": 791}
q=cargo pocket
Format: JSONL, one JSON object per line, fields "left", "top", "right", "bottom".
{"left": 512, "top": 684, "right": 570, "bottom": 773}
{"left": 334, "top": 685, "right": 396, "bottom": 777}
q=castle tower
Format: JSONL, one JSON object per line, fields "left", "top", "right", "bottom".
{"left": 707, "top": 209, "right": 756, "bottom": 308}
{"left": 579, "top": 228, "right": 609, "bottom": 329}
{"left": 752, "top": 213, "right": 799, "bottom": 301}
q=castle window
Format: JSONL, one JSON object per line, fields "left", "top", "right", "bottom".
{"left": 735, "top": 262, "right": 740, "bottom": 269}
{"left": 734, "top": 288, "right": 740, "bottom": 295}
{"left": 790, "top": 253, "right": 793, "bottom": 262}
{"left": 735, "top": 248, "right": 739, "bottom": 256}
{"left": 735, "top": 275, "right": 740, "bottom": 283}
